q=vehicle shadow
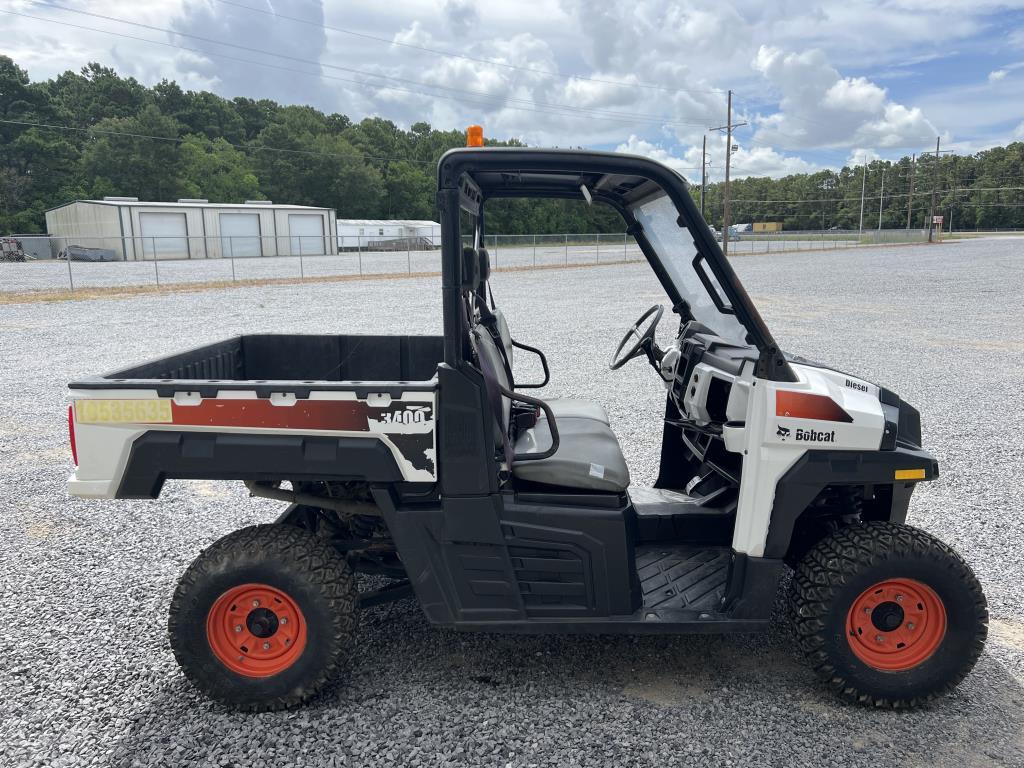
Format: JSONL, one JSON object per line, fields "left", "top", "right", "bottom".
{"left": 106, "top": 598, "right": 1024, "bottom": 768}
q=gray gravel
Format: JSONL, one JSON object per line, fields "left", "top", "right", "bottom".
{"left": 2, "top": 237, "right": 1023, "bottom": 767}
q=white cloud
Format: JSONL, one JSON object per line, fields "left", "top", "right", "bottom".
{"left": 823, "top": 77, "right": 888, "bottom": 112}
{"left": 989, "top": 69, "right": 1008, "bottom": 82}
{"left": 9, "top": 0, "right": 1024, "bottom": 175}
{"left": 1015, "top": 121, "right": 1024, "bottom": 140}
{"left": 751, "top": 45, "right": 936, "bottom": 150}
{"left": 729, "top": 144, "right": 820, "bottom": 179}
{"left": 615, "top": 135, "right": 698, "bottom": 179}
{"left": 616, "top": 135, "right": 818, "bottom": 182}
{"left": 846, "top": 148, "right": 881, "bottom": 166}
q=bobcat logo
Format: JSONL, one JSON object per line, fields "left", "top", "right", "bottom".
{"left": 776, "top": 425, "right": 791, "bottom": 440}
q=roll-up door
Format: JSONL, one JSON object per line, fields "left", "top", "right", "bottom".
{"left": 139, "top": 212, "right": 189, "bottom": 260}
{"left": 288, "top": 214, "right": 325, "bottom": 255}
{"left": 219, "top": 212, "right": 262, "bottom": 257}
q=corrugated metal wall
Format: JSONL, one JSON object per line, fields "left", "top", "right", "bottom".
{"left": 45, "top": 202, "right": 338, "bottom": 260}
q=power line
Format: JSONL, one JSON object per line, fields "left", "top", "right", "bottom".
{"left": 22, "top": 2, "right": 717, "bottom": 129}
{"left": 208, "top": 0, "right": 729, "bottom": 100}
{"left": 0, "top": 117, "right": 439, "bottom": 165}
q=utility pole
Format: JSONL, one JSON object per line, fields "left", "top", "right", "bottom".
{"left": 858, "top": 155, "right": 868, "bottom": 234}
{"left": 925, "top": 137, "right": 953, "bottom": 243}
{"left": 928, "top": 137, "right": 940, "bottom": 242}
{"left": 949, "top": 156, "right": 958, "bottom": 234}
{"left": 878, "top": 166, "right": 885, "bottom": 230}
{"left": 710, "top": 90, "right": 747, "bottom": 256}
{"left": 906, "top": 154, "right": 915, "bottom": 229}
{"left": 700, "top": 135, "right": 707, "bottom": 219}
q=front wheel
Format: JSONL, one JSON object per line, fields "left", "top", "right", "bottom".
{"left": 790, "top": 521, "right": 987, "bottom": 708}
{"left": 168, "top": 524, "right": 357, "bottom": 711}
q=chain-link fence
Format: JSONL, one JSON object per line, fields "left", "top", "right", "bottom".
{"left": 0, "top": 229, "right": 930, "bottom": 296}
{"left": 722, "top": 228, "right": 929, "bottom": 254}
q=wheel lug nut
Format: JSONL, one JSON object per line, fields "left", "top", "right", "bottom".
{"left": 262, "top": 642, "right": 271, "bottom": 650}
{"left": 252, "top": 599, "right": 260, "bottom": 607}
{"left": 907, "top": 623, "right": 915, "bottom": 630}
{"left": 234, "top": 625, "right": 242, "bottom": 633}
{"left": 875, "top": 635, "right": 884, "bottom": 643}
{"left": 895, "top": 594, "right": 904, "bottom": 603}
{"left": 280, "top": 617, "right": 288, "bottom": 625}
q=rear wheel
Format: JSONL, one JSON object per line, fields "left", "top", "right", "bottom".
{"left": 169, "top": 524, "right": 357, "bottom": 711}
{"left": 790, "top": 521, "right": 987, "bottom": 708}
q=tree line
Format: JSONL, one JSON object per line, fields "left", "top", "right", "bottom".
{"left": 2, "top": 55, "right": 1023, "bottom": 236}
{"left": 701, "top": 144, "right": 1024, "bottom": 232}
{"left": 0, "top": 56, "right": 619, "bottom": 235}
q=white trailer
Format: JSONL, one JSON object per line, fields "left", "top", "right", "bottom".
{"left": 336, "top": 219, "right": 441, "bottom": 251}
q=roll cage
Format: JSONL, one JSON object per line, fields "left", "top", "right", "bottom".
{"left": 435, "top": 147, "right": 796, "bottom": 382}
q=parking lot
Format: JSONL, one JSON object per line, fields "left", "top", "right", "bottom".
{"left": 1, "top": 237, "right": 1022, "bottom": 766}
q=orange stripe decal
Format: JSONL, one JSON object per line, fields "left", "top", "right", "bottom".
{"left": 775, "top": 391, "right": 853, "bottom": 423}
{"left": 170, "top": 399, "right": 370, "bottom": 431}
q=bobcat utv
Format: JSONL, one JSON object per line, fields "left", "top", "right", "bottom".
{"left": 67, "top": 139, "right": 986, "bottom": 711}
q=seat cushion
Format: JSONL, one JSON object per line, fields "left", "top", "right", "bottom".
{"left": 545, "top": 399, "right": 609, "bottom": 425}
{"left": 512, "top": 417, "right": 630, "bottom": 493}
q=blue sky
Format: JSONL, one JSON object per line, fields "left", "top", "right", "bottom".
{"left": 4, "top": 0, "right": 1024, "bottom": 180}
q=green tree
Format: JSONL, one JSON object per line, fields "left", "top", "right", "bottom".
{"left": 179, "top": 136, "right": 261, "bottom": 202}
{"left": 80, "top": 105, "right": 185, "bottom": 200}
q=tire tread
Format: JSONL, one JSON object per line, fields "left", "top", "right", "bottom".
{"left": 790, "top": 521, "right": 987, "bottom": 708}
{"left": 168, "top": 524, "right": 357, "bottom": 712}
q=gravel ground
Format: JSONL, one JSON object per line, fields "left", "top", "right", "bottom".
{"left": 1, "top": 237, "right": 1022, "bottom": 767}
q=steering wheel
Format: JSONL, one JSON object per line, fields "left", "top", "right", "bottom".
{"left": 610, "top": 305, "right": 664, "bottom": 370}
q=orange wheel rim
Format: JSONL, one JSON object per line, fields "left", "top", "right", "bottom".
{"left": 205, "top": 583, "right": 307, "bottom": 678}
{"left": 846, "top": 578, "right": 946, "bottom": 671}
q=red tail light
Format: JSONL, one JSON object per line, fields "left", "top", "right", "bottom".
{"left": 68, "top": 405, "right": 78, "bottom": 466}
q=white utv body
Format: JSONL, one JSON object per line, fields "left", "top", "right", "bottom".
{"left": 67, "top": 144, "right": 986, "bottom": 712}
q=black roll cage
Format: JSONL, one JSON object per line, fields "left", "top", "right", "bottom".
{"left": 436, "top": 147, "right": 796, "bottom": 382}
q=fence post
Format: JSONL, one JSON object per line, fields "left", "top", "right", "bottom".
{"left": 229, "top": 236, "right": 236, "bottom": 282}
{"left": 596, "top": 234, "right": 600, "bottom": 264}
{"left": 564, "top": 233, "right": 568, "bottom": 265}
{"left": 532, "top": 234, "right": 537, "bottom": 267}
{"left": 493, "top": 234, "right": 498, "bottom": 270}
{"left": 66, "top": 249, "right": 75, "bottom": 291}
{"left": 623, "top": 231, "right": 627, "bottom": 261}
{"left": 407, "top": 238, "right": 412, "bottom": 275}
{"left": 299, "top": 236, "right": 305, "bottom": 278}
{"left": 152, "top": 238, "right": 160, "bottom": 286}
{"left": 357, "top": 236, "right": 363, "bottom": 276}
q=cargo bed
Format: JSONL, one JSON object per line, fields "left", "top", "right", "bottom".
{"left": 68, "top": 334, "right": 444, "bottom": 498}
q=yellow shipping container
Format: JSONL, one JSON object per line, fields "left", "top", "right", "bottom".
{"left": 752, "top": 222, "right": 783, "bottom": 232}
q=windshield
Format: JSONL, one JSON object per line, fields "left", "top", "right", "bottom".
{"left": 632, "top": 194, "right": 749, "bottom": 345}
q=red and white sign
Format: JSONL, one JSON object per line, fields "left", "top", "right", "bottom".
{"left": 932, "top": 215, "right": 944, "bottom": 225}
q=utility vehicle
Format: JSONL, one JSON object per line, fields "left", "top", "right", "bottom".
{"left": 67, "top": 137, "right": 987, "bottom": 711}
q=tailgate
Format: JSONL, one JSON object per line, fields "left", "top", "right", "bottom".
{"left": 67, "top": 387, "right": 437, "bottom": 498}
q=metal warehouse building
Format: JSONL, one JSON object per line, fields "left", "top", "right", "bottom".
{"left": 336, "top": 219, "right": 440, "bottom": 250}
{"left": 45, "top": 198, "right": 337, "bottom": 260}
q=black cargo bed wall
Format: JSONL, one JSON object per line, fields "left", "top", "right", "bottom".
{"left": 241, "top": 335, "right": 443, "bottom": 382}
{"left": 108, "top": 335, "right": 444, "bottom": 383}
{"left": 111, "top": 338, "right": 244, "bottom": 380}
